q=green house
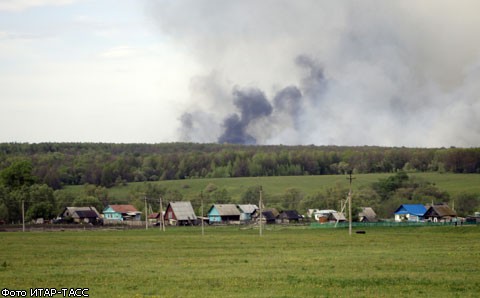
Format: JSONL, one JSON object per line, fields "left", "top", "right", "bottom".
{"left": 103, "top": 204, "right": 141, "bottom": 221}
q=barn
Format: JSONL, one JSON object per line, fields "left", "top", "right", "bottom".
{"left": 164, "top": 201, "right": 197, "bottom": 226}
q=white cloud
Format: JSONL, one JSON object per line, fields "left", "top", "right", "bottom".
{"left": 100, "top": 46, "right": 139, "bottom": 59}
{"left": 0, "top": 38, "right": 200, "bottom": 142}
{"left": 0, "top": 0, "right": 79, "bottom": 12}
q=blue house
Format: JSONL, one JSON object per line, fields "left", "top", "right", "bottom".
{"left": 103, "top": 204, "right": 141, "bottom": 222}
{"left": 207, "top": 204, "right": 241, "bottom": 224}
{"left": 394, "top": 204, "right": 427, "bottom": 222}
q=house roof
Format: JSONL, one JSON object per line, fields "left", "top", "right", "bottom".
{"left": 107, "top": 204, "right": 140, "bottom": 214}
{"left": 359, "top": 207, "right": 377, "bottom": 221}
{"left": 394, "top": 204, "right": 427, "bottom": 216}
{"left": 211, "top": 204, "right": 241, "bottom": 216}
{"left": 63, "top": 206, "right": 100, "bottom": 217}
{"left": 329, "top": 211, "right": 346, "bottom": 221}
{"left": 148, "top": 212, "right": 161, "bottom": 219}
{"left": 168, "top": 201, "right": 197, "bottom": 221}
{"left": 237, "top": 204, "right": 258, "bottom": 214}
{"left": 280, "top": 210, "right": 301, "bottom": 220}
{"left": 263, "top": 208, "right": 279, "bottom": 217}
{"left": 73, "top": 210, "right": 99, "bottom": 219}
{"left": 425, "top": 205, "right": 457, "bottom": 218}
{"left": 261, "top": 211, "right": 276, "bottom": 221}
{"left": 315, "top": 209, "right": 338, "bottom": 216}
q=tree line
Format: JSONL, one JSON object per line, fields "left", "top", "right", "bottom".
{"left": 1, "top": 159, "right": 479, "bottom": 224}
{"left": 1, "top": 143, "right": 479, "bottom": 189}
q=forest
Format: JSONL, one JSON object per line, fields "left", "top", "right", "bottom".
{"left": 0, "top": 142, "right": 479, "bottom": 189}
{"left": 1, "top": 143, "right": 479, "bottom": 223}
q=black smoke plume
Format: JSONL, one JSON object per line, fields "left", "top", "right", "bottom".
{"left": 218, "top": 87, "right": 273, "bottom": 144}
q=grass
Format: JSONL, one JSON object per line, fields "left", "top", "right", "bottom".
{"left": 64, "top": 172, "right": 480, "bottom": 201}
{"left": 1, "top": 226, "right": 479, "bottom": 297}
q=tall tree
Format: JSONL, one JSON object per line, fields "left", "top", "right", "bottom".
{"left": 0, "top": 160, "right": 36, "bottom": 190}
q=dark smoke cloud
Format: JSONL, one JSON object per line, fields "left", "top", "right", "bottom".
{"left": 152, "top": 0, "right": 480, "bottom": 147}
{"left": 218, "top": 87, "right": 272, "bottom": 144}
{"left": 232, "top": 87, "right": 272, "bottom": 124}
{"left": 218, "top": 114, "right": 255, "bottom": 145}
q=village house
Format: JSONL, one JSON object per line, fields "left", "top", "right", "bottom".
{"left": 237, "top": 204, "right": 258, "bottom": 223}
{"left": 358, "top": 207, "right": 378, "bottom": 222}
{"left": 59, "top": 206, "right": 101, "bottom": 224}
{"left": 424, "top": 204, "right": 457, "bottom": 222}
{"left": 207, "top": 204, "right": 241, "bottom": 224}
{"left": 251, "top": 208, "right": 279, "bottom": 224}
{"left": 279, "top": 210, "right": 302, "bottom": 223}
{"left": 258, "top": 210, "right": 277, "bottom": 224}
{"left": 311, "top": 209, "right": 345, "bottom": 223}
{"left": 394, "top": 204, "right": 427, "bottom": 222}
{"left": 466, "top": 212, "right": 480, "bottom": 224}
{"left": 103, "top": 204, "right": 141, "bottom": 222}
{"left": 328, "top": 211, "right": 346, "bottom": 222}
{"left": 164, "top": 201, "right": 197, "bottom": 226}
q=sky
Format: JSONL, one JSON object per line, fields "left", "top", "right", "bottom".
{"left": 1, "top": 0, "right": 479, "bottom": 147}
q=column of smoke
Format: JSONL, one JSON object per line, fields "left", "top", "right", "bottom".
{"left": 155, "top": 1, "right": 480, "bottom": 147}
{"left": 180, "top": 56, "right": 323, "bottom": 145}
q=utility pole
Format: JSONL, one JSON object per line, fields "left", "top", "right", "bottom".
{"left": 145, "top": 196, "right": 148, "bottom": 230}
{"left": 201, "top": 191, "right": 205, "bottom": 236}
{"left": 22, "top": 200, "right": 25, "bottom": 232}
{"left": 160, "top": 196, "right": 165, "bottom": 232}
{"left": 259, "top": 186, "right": 263, "bottom": 237}
{"left": 159, "top": 197, "right": 162, "bottom": 231}
{"left": 347, "top": 171, "right": 355, "bottom": 236}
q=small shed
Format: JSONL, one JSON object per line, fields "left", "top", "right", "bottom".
{"left": 359, "top": 207, "right": 378, "bottom": 222}
{"left": 259, "top": 211, "right": 277, "bottom": 224}
{"left": 394, "top": 204, "right": 427, "bottom": 222}
{"left": 237, "top": 204, "right": 258, "bottom": 222}
{"left": 164, "top": 201, "right": 197, "bottom": 226}
{"left": 424, "top": 204, "right": 457, "bottom": 222}
{"left": 279, "top": 210, "right": 302, "bottom": 223}
{"left": 263, "top": 208, "right": 280, "bottom": 218}
{"left": 208, "top": 204, "right": 241, "bottom": 224}
{"left": 148, "top": 212, "right": 164, "bottom": 224}
{"left": 252, "top": 208, "right": 279, "bottom": 224}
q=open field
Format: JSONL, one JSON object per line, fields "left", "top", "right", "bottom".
{"left": 64, "top": 172, "right": 480, "bottom": 201}
{"left": 1, "top": 226, "right": 479, "bottom": 297}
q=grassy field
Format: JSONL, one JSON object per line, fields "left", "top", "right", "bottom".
{"left": 64, "top": 172, "right": 480, "bottom": 201}
{"left": 1, "top": 226, "right": 479, "bottom": 297}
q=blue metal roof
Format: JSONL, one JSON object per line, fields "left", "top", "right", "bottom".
{"left": 394, "top": 204, "right": 427, "bottom": 216}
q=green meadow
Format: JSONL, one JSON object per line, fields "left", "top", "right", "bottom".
{"left": 65, "top": 172, "right": 480, "bottom": 201}
{"left": 1, "top": 226, "right": 479, "bottom": 297}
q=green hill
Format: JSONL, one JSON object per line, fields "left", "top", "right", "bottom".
{"left": 65, "top": 172, "right": 480, "bottom": 201}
